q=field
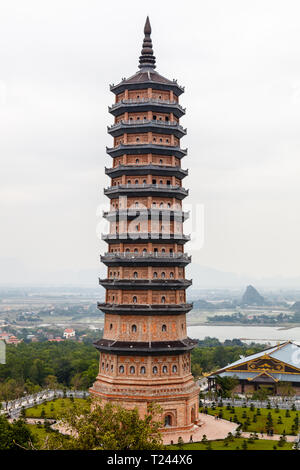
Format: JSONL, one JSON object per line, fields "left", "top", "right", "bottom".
{"left": 202, "top": 405, "right": 299, "bottom": 435}
{"left": 169, "top": 438, "right": 293, "bottom": 450}
{"left": 25, "top": 398, "right": 90, "bottom": 419}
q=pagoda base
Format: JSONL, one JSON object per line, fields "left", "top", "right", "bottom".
{"left": 89, "top": 375, "right": 200, "bottom": 434}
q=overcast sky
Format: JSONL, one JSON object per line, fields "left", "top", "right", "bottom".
{"left": 1, "top": 0, "right": 300, "bottom": 286}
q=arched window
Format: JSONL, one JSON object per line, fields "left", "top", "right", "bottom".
{"left": 128, "top": 180, "right": 131, "bottom": 184}
{"left": 132, "top": 324, "right": 137, "bottom": 332}
{"left": 134, "top": 248, "right": 138, "bottom": 253}
{"left": 161, "top": 272, "right": 165, "bottom": 279}
{"left": 102, "top": 362, "right": 104, "bottom": 369}
{"left": 136, "top": 159, "right": 139, "bottom": 164}
{"left": 164, "top": 415, "right": 172, "bottom": 427}
{"left": 135, "top": 179, "right": 139, "bottom": 184}
{"left": 160, "top": 202, "right": 164, "bottom": 208}
{"left": 133, "top": 296, "right": 137, "bottom": 303}
{"left": 161, "top": 296, "right": 166, "bottom": 304}
{"left": 119, "top": 365, "right": 124, "bottom": 374}
{"left": 153, "top": 272, "right": 158, "bottom": 279}
{"left": 133, "top": 272, "right": 138, "bottom": 279}
{"left": 170, "top": 272, "right": 174, "bottom": 278}
{"left": 159, "top": 159, "right": 163, "bottom": 164}
{"left": 135, "top": 201, "right": 139, "bottom": 207}
{"left": 130, "top": 366, "right": 135, "bottom": 374}
{"left": 143, "top": 248, "right": 147, "bottom": 253}
{"left": 110, "top": 323, "right": 113, "bottom": 330}
{"left": 153, "top": 366, "right": 158, "bottom": 375}
{"left": 162, "top": 366, "right": 168, "bottom": 373}
{"left": 161, "top": 248, "right": 166, "bottom": 253}
{"left": 140, "top": 366, "right": 146, "bottom": 374}
{"left": 172, "top": 365, "right": 177, "bottom": 373}
{"left": 162, "top": 324, "right": 167, "bottom": 332}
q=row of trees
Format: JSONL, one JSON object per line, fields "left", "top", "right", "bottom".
{"left": 191, "top": 338, "right": 264, "bottom": 378}
{"left": 0, "top": 342, "right": 99, "bottom": 401}
{"left": 0, "top": 337, "right": 265, "bottom": 402}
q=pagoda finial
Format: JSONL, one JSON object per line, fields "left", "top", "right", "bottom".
{"left": 138, "top": 16, "right": 156, "bottom": 69}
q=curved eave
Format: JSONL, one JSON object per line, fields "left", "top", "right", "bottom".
{"left": 108, "top": 122, "right": 186, "bottom": 139}
{"left": 100, "top": 254, "right": 191, "bottom": 267}
{"left": 106, "top": 144, "right": 187, "bottom": 159}
{"left": 109, "top": 101, "right": 185, "bottom": 118}
{"left": 103, "top": 209, "right": 189, "bottom": 222}
{"left": 109, "top": 80, "right": 184, "bottom": 97}
{"left": 104, "top": 185, "right": 188, "bottom": 200}
{"left": 101, "top": 233, "right": 191, "bottom": 244}
{"left": 98, "top": 278, "right": 192, "bottom": 290}
{"left": 94, "top": 338, "right": 197, "bottom": 355}
{"left": 105, "top": 165, "right": 188, "bottom": 180}
{"left": 97, "top": 302, "right": 193, "bottom": 315}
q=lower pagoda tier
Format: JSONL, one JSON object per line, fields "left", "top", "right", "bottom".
{"left": 89, "top": 352, "right": 200, "bottom": 431}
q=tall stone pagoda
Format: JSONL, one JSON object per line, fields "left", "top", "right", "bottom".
{"left": 90, "top": 17, "right": 200, "bottom": 437}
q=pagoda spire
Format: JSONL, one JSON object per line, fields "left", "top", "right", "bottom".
{"left": 138, "top": 16, "right": 156, "bottom": 69}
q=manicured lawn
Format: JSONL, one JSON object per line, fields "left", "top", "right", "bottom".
{"left": 201, "top": 405, "right": 299, "bottom": 435}
{"left": 25, "top": 398, "right": 90, "bottom": 419}
{"left": 169, "top": 438, "right": 294, "bottom": 450}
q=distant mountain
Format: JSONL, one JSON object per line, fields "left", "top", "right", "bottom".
{"left": 291, "top": 301, "right": 300, "bottom": 312}
{"left": 241, "top": 285, "right": 265, "bottom": 306}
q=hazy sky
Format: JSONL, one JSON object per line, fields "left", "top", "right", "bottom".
{"left": 1, "top": 0, "right": 300, "bottom": 285}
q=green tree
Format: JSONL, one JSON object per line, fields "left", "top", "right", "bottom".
{"left": 0, "top": 415, "right": 34, "bottom": 450}
{"left": 45, "top": 399, "right": 164, "bottom": 450}
{"left": 215, "top": 376, "right": 239, "bottom": 398}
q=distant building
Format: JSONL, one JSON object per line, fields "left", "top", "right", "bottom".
{"left": 6, "top": 335, "right": 22, "bottom": 345}
{"left": 63, "top": 328, "right": 75, "bottom": 339}
{"left": 48, "top": 337, "right": 64, "bottom": 342}
{"left": 208, "top": 341, "right": 300, "bottom": 395}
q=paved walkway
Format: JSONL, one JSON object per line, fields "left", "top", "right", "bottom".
{"left": 162, "top": 413, "right": 238, "bottom": 445}
{"left": 242, "top": 432, "right": 296, "bottom": 442}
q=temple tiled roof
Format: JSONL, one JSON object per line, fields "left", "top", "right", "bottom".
{"left": 209, "top": 341, "right": 300, "bottom": 378}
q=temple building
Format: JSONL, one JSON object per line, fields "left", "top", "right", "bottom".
{"left": 208, "top": 341, "right": 300, "bottom": 395}
{"left": 90, "top": 17, "right": 200, "bottom": 437}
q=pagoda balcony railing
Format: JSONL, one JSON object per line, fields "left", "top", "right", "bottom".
{"left": 101, "top": 233, "right": 191, "bottom": 241}
{"left": 98, "top": 303, "right": 193, "bottom": 310}
{"left": 106, "top": 143, "right": 187, "bottom": 159}
{"left": 107, "top": 119, "right": 186, "bottom": 133}
{"left": 102, "top": 208, "right": 189, "bottom": 219}
{"left": 109, "top": 98, "right": 186, "bottom": 113}
{"left": 104, "top": 183, "right": 188, "bottom": 196}
{"left": 99, "top": 278, "right": 192, "bottom": 287}
{"left": 102, "top": 251, "right": 190, "bottom": 260}
{"left": 105, "top": 164, "right": 188, "bottom": 177}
